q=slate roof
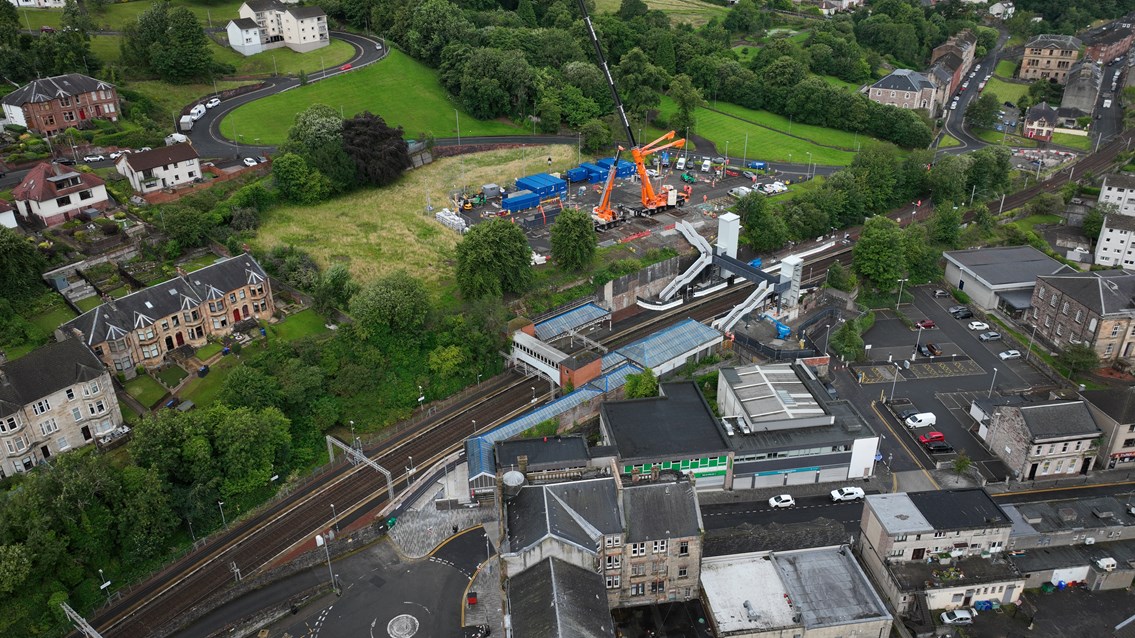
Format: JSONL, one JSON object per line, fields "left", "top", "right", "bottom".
{"left": 1082, "top": 386, "right": 1135, "bottom": 424}
{"left": 243, "top": 0, "right": 283, "bottom": 12}
{"left": 621, "top": 480, "right": 700, "bottom": 542}
{"left": 1037, "top": 270, "right": 1135, "bottom": 316}
{"left": 945, "top": 246, "right": 1070, "bottom": 287}
{"left": 120, "top": 143, "right": 199, "bottom": 173}
{"left": 1103, "top": 173, "right": 1135, "bottom": 191}
{"left": 1026, "top": 101, "right": 1059, "bottom": 126}
{"left": 907, "top": 489, "right": 1010, "bottom": 530}
{"left": 1025, "top": 34, "right": 1084, "bottom": 51}
{"left": 936, "top": 51, "right": 964, "bottom": 74}
{"left": 508, "top": 558, "right": 615, "bottom": 638}
{"left": 1, "top": 74, "right": 114, "bottom": 107}
{"left": 1103, "top": 214, "right": 1135, "bottom": 233}
{"left": 496, "top": 435, "right": 590, "bottom": 472}
{"left": 0, "top": 339, "right": 105, "bottom": 418}
{"left": 505, "top": 477, "right": 622, "bottom": 554}
{"left": 62, "top": 254, "right": 268, "bottom": 346}
{"left": 229, "top": 17, "right": 261, "bottom": 30}
{"left": 12, "top": 162, "right": 106, "bottom": 204}
{"left": 601, "top": 382, "right": 728, "bottom": 460}
{"left": 1013, "top": 401, "right": 1101, "bottom": 440}
{"left": 872, "top": 69, "right": 935, "bottom": 92}
{"left": 286, "top": 5, "right": 326, "bottom": 19}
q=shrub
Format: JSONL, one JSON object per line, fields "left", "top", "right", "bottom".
{"left": 952, "top": 289, "right": 971, "bottom": 304}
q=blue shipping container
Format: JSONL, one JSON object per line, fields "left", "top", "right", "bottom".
{"left": 580, "top": 163, "right": 608, "bottom": 184}
{"left": 565, "top": 167, "right": 589, "bottom": 183}
{"left": 502, "top": 190, "right": 540, "bottom": 212}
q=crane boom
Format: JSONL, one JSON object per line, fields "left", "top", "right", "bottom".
{"left": 574, "top": 0, "right": 635, "bottom": 148}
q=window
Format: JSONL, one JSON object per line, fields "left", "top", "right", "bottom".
{"left": 95, "top": 420, "right": 115, "bottom": 435}
{"left": 1075, "top": 309, "right": 1083, "bottom": 323}
{"left": 72, "top": 407, "right": 82, "bottom": 422}
{"left": 66, "top": 388, "right": 75, "bottom": 400}
{"left": 605, "top": 555, "right": 621, "bottom": 571}
{"left": 631, "top": 583, "right": 646, "bottom": 596}
{"left": 1049, "top": 295, "right": 1057, "bottom": 308}
{"left": 934, "top": 531, "right": 947, "bottom": 538}
{"left": 161, "top": 321, "right": 169, "bottom": 331}
{"left": 79, "top": 190, "right": 92, "bottom": 200}
{"left": 5, "top": 434, "right": 28, "bottom": 454}
{"left": 678, "top": 566, "right": 688, "bottom": 579}
{"left": 650, "top": 580, "right": 665, "bottom": 593}
{"left": 40, "top": 418, "right": 58, "bottom": 436}
{"left": 631, "top": 542, "right": 646, "bottom": 557}
{"left": 605, "top": 535, "right": 622, "bottom": 548}
{"left": 1056, "top": 324, "right": 1064, "bottom": 336}
{"left": 57, "top": 435, "right": 70, "bottom": 451}
{"left": 606, "top": 575, "right": 620, "bottom": 589}
{"left": 85, "top": 381, "right": 99, "bottom": 396}
{"left": 56, "top": 195, "right": 71, "bottom": 206}
{"left": 1105, "top": 343, "right": 1114, "bottom": 356}
{"left": 1035, "top": 445, "right": 1043, "bottom": 455}
{"left": 895, "top": 534, "right": 908, "bottom": 542}
{"left": 1112, "top": 324, "right": 1122, "bottom": 337}
{"left": 652, "top": 540, "right": 668, "bottom": 554}
{"left": 1, "top": 417, "right": 17, "bottom": 433}
{"left": 88, "top": 400, "right": 106, "bottom": 416}
{"left": 142, "top": 344, "right": 160, "bottom": 359}
{"left": 679, "top": 541, "right": 689, "bottom": 557}
{"left": 33, "top": 399, "right": 51, "bottom": 415}
{"left": 631, "top": 564, "right": 646, "bottom": 577}
{"left": 137, "top": 327, "right": 154, "bottom": 340}
{"left": 888, "top": 548, "right": 905, "bottom": 557}
{"left": 1038, "top": 287, "right": 1046, "bottom": 300}
{"left": 239, "top": 290, "right": 246, "bottom": 299}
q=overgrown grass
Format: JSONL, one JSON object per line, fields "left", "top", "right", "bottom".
{"left": 766, "top": 175, "right": 827, "bottom": 201}
{"left": 180, "top": 354, "right": 238, "bottom": 407}
{"left": 994, "top": 59, "right": 1017, "bottom": 78}
{"left": 1010, "top": 214, "right": 1062, "bottom": 233}
{"left": 820, "top": 75, "right": 862, "bottom": 92}
{"left": 27, "top": 297, "right": 77, "bottom": 334}
{"left": 701, "top": 99, "right": 884, "bottom": 152}
{"left": 223, "top": 49, "right": 521, "bottom": 146}
{"left": 594, "top": 0, "right": 726, "bottom": 25}
{"left": 207, "top": 39, "right": 356, "bottom": 78}
{"left": 126, "top": 79, "right": 257, "bottom": 122}
{"left": 180, "top": 252, "right": 222, "bottom": 272}
{"left": 270, "top": 309, "right": 330, "bottom": 342}
{"left": 1051, "top": 132, "right": 1091, "bottom": 151}
{"left": 982, "top": 77, "right": 1029, "bottom": 105}
{"left": 124, "top": 374, "right": 167, "bottom": 408}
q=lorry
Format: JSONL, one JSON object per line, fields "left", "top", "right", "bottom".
{"left": 178, "top": 115, "right": 194, "bottom": 132}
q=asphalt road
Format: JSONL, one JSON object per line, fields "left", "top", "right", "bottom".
{"left": 701, "top": 494, "right": 867, "bottom": 531}
{"left": 939, "top": 29, "right": 1011, "bottom": 154}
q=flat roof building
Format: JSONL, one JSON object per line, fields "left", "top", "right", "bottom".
{"left": 944, "top": 246, "right": 1074, "bottom": 314}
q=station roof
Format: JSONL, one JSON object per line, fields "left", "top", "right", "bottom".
{"left": 534, "top": 302, "right": 610, "bottom": 341}
{"left": 614, "top": 319, "right": 722, "bottom": 369}
{"left": 496, "top": 435, "right": 590, "bottom": 472}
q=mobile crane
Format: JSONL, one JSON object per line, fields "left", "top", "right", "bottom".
{"left": 575, "top": 0, "right": 687, "bottom": 230}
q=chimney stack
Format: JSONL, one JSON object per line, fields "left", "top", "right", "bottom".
{"left": 518, "top": 454, "right": 528, "bottom": 473}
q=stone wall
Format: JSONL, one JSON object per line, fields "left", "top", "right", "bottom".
{"left": 598, "top": 255, "right": 689, "bottom": 321}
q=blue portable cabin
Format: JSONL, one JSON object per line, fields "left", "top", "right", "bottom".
{"left": 565, "top": 167, "right": 590, "bottom": 183}
{"left": 516, "top": 174, "right": 555, "bottom": 197}
{"left": 502, "top": 189, "right": 540, "bottom": 212}
{"left": 579, "top": 162, "right": 608, "bottom": 183}
{"left": 596, "top": 157, "right": 635, "bottom": 178}
{"left": 660, "top": 151, "right": 670, "bottom": 167}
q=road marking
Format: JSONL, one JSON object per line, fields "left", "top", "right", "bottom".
{"left": 870, "top": 400, "right": 940, "bottom": 490}
{"left": 991, "top": 480, "right": 1135, "bottom": 497}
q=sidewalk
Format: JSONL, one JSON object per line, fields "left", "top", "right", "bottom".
{"left": 461, "top": 551, "right": 504, "bottom": 637}
{"left": 698, "top": 463, "right": 896, "bottom": 506}
{"left": 984, "top": 465, "right": 1135, "bottom": 495}
{"left": 387, "top": 461, "right": 497, "bottom": 559}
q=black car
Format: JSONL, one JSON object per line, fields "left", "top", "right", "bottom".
{"left": 56, "top": 158, "right": 76, "bottom": 165}
{"left": 952, "top": 309, "right": 974, "bottom": 319}
{"left": 924, "top": 441, "right": 954, "bottom": 454}
{"left": 917, "top": 344, "right": 931, "bottom": 357}
{"left": 897, "top": 407, "right": 920, "bottom": 421}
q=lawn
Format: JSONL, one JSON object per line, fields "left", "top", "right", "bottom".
{"left": 974, "top": 127, "right": 1038, "bottom": 148}
{"left": 994, "top": 59, "right": 1017, "bottom": 78}
{"left": 180, "top": 354, "right": 238, "bottom": 407}
{"left": 180, "top": 252, "right": 222, "bottom": 272}
{"left": 255, "top": 144, "right": 578, "bottom": 292}
{"left": 222, "top": 49, "right": 521, "bottom": 146}
{"left": 704, "top": 99, "right": 886, "bottom": 152}
{"left": 731, "top": 45, "right": 757, "bottom": 63}
{"left": 28, "top": 298, "right": 77, "bottom": 335}
{"left": 594, "top": 0, "right": 726, "bottom": 25}
{"left": 981, "top": 76, "right": 1029, "bottom": 106}
{"left": 90, "top": 35, "right": 123, "bottom": 64}
{"left": 127, "top": 79, "right": 257, "bottom": 122}
{"left": 1010, "top": 214, "right": 1062, "bottom": 233}
{"left": 820, "top": 75, "right": 862, "bottom": 92}
{"left": 271, "top": 309, "right": 331, "bottom": 342}
{"left": 1051, "top": 132, "right": 1091, "bottom": 151}
{"left": 75, "top": 295, "right": 102, "bottom": 312}
{"left": 208, "top": 38, "right": 356, "bottom": 78}
{"left": 96, "top": 0, "right": 245, "bottom": 31}
{"left": 196, "top": 342, "right": 224, "bottom": 360}
{"left": 766, "top": 175, "right": 826, "bottom": 202}
{"left": 124, "top": 374, "right": 167, "bottom": 409}
{"left": 12, "top": 9, "right": 63, "bottom": 30}
{"left": 938, "top": 133, "right": 962, "bottom": 148}
{"left": 155, "top": 364, "right": 189, "bottom": 388}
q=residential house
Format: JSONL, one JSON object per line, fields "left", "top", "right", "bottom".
{"left": 1083, "top": 25, "right": 1134, "bottom": 64}
{"left": 1058, "top": 61, "right": 1103, "bottom": 125}
{"left": 1023, "top": 101, "right": 1059, "bottom": 141}
{"left": 226, "top": 0, "right": 328, "bottom": 57}
{"left": 7, "top": 0, "right": 66, "bottom": 6}
{"left": 0, "top": 338, "right": 122, "bottom": 478}
{"left": 867, "top": 69, "right": 941, "bottom": 116}
{"left": 1082, "top": 387, "right": 1135, "bottom": 469}
{"left": 700, "top": 547, "right": 892, "bottom": 638}
{"left": 943, "top": 246, "right": 1073, "bottom": 315}
{"left": 508, "top": 558, "right": 616, "bottom": 638}
{"left": 1098, "top": 173, "right": 1135, "bottom": 217}
{"left": 857, "top": 489, "right": 1024, "bottom": 617}
{"left": 981, "top": 401, "right": 1101, "bottom": 481}
{"left": 0, "top": 74, "right": 119, "bottom": 136}
{"left": 59, "top": 254, "right": 275, "bottom": 375}
{"left": 115, "top": 143, "right": 201, "bottom": 193}
{"left": 1019, "top": 34, "right": 1083, "bottom": 83}
{"left": 0, "top": 200, "right": 16, "bottom": 229}
{"left": 11, "top": 162, "right": 110, "bottom": 227}
{"left": 989, "top": 1, "right": 1015, "bottom": 19}
{"left": 1095, "top": 214, "right": 1135, "bottom": 268}
{"left": 931, "top": 29, "right": 978, "bottom": 94}
{"left": 499, "top": 474, "right": 703, "bottom": 611}
{"left": 1031, "top": 270, "right": 1135, "bottom": 360}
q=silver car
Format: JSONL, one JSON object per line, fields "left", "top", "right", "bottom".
{"left": 979, "top": 331, "right": 1001, "bottom": 342}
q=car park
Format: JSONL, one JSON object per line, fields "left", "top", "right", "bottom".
{"left": 904, "top": 412, "right": 937, "bottom": 429}
{"left": 927, "top": 343, "right": 943, "bottom": 356}
{"left": 83, "top": 154, "right": 105, "bottom": 162}
{"left": 979, "top": 331, "right": 1002, "bottom": 342}
{"left": 948, "top": 305, "right": 967, "bottom": 314}
{"left": 918, "top": 431, "right": 946, "bottom": 445}
{"left": 830, "top": 487, "right": 865, "bottom": 502}
{"left": 205, "top": 97, "right": 221, "bottom": 109}
{"left": 999, "top": 349, "right": 1022, "bottom": 360}
{"left": 933, "top": 289, "right": 949, "bottom": 298}
{"left": 768, "top": 494, "right": 795, "bottom": 509}
{"left": 924, "top": 441, "right": 954, "bottom": 454}
{"left": 915, "top": 319, "right": 935, "bottom": 329}
{"left": 897, "top": 407, "right": 920, "bottom": 421}
{"left": 917, "top": 344, "right": 931, "bottom": 357}
{"left": 941, "top": 609, "right": 974, "bottom": 625}
{"left": 968, "top": 321, "right": 989, "bottom": 331}
{"left": 242, "top": 157, "right": 258, "bottom": 167}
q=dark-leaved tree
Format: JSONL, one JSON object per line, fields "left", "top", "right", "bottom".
{"left": 0, "top": 228, "right": 46, "bottom": 301}
{"left": 342, "top": 111, "right": 412, "bottom": 187}
{"left": 549, "top": 208, "right": 596, "bottom": 272}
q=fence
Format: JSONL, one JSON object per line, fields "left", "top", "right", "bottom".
{"left": 734, "top": 331, "right": 817, "bottom": 361}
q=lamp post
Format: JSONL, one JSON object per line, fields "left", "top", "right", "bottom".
{"left": 477, "top": 373, "right": 482, "bottom": 385}
{"left": 418, "top": 385, "right": 424, "bottom": 412}
{"left": 896, "top": 278, "right": 908, "bottom": 311}
{"left": 823, "top": 324, "right": 832, "bottom": 354}
{"left": 98, "top": 569, "right": 111, "bottom": 604}
{"left": 1025, "top": 321, "right": 1039, "bottom": 361}
{"left": 914, "top": 327, "right": 925, "bottom": 358}
{"left": 330, "top": 503, "right": 338, "bottom": 534}
{"left": 531, "top": 386, "right": 536, "bottom": 404}
{"left": 988, "top": 367, "right": 999, "bottom": 398}
{"left": 472, "top": 419, "right": 476, "bottom": 434}
{"left": 217, "top": 500, "right": 226, "bottom": 528}
{"left": 315, "top": 533, "right": 337, "bottom": 595}
{"left": 725, "top": 140, "right": 730, "bottom": 167}
{"left": 806, "top": 152, "right": 812, "bottom": 180}
{"left": 889, "top": 363, "right": 902, "bottom": 402}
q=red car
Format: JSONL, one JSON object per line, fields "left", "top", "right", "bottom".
{"left": 340, "top": 63, "right": 353, "bottom": 71}
{"left": 915, "top": 319, "right": 936, "bottom": 329}
{"left": 919, "top": 431, "right": 946, "bottom": 445}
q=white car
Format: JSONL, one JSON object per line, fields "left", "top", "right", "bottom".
{"left": 999, "top": 350, "right": 1022, "bottom": 360}
{"left": 950, "top": 101, "right": 958, "bottom": 110}
{"left": 109, "top": 151, "right": 124, "bottom": 160}
{"left": 645, "top": 168, "right": 659, "bottom": 178}
{"left": 136, "top": 147, "right": 152, "bottom": 152}
{"left": 941, "top": 609, "right": 974, "bottom": 625}
{"left": 82, "top": 154, "right": 105, "bottom": 162}
{"left": 768, "top": 494, "right": 795, "bottom": 509}
{"left": 968, "top": 321, "right": 989, "bottom": 331}
{"left": 830, "top": 487, "right": 865, "bottom": 502}
{"left": 205, "top": 97, "right": 221, "bottom": 109}
{"left": 242, "top": 157, "right": 258, "bottom": 167}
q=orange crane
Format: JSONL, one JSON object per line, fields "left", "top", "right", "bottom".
{"left": 592, "top": 146, "right": 625, "bottom": 230}
{"left": 629, "top": 131, "right": 689, "bottom": 215}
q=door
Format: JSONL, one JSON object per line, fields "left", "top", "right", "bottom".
{"left": 233, "top": 308, "right": 241, "bottom": 322}
{"left": 912, "top": 548, "right": 926, "bottom": 560}
{"left": 1081, "top": 457, "right": 1092, "bottom": 474}
{"left": 40, "top": 445, "right": 51, "bottom": 459}
{"left": 81, "top": 425, "right": 91, "bottom": 441}
{"left": 242, "top": 304, "right": 249, "bottom": 318}
{"left": 165, "top": 336, "right": 175, "bottom": 351}
{"left": 176, "top": 332, "right": 185, "bottom": 347}
{"left": 1028, "top": 463, "right": 1039, "bottom": 480}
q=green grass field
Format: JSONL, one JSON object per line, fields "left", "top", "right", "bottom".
{"left": 938, "top": 133, "right": 962, "bottom": 148}
{"left": 994, "top": 59, "right": 1017, "bottom": 78}
{"left": 222, "top": 49, "right": 521, "bottom": 145}
{"left": 124, "top": 374, "right": 167, "bottom": 409}
{"left": 28, "top": 300, "right": 77, "bottom": 335}
{"left": 196, "top": 342, "right": 224, "bottom": 359}
{"left": 90, "top": 34, "right": 353, "bottom": 78}
{"left": 731, "top": 45, "right": 757, "bottom": 63}
{"left": 820, "top": 75, "right": 862, "bottom": 92}
{"left": 982, "top": 77, "right": 1029, "bottom": 106}
{"left": 180, "top": 353, "right": 237, "bottom": 407}
{"left": 1051, "top": 131, "right": 1091, "bottom": 151}
{"left": 594, "top": 0, "right": 726, "bottom": 25}
{"left": 704, "top": 100, "right": 884, "bottom": 153}
{"left": 74, "top": 296, "right": 102, "bottom": 312}
{"left": 270, "top": 309, "right": 330, "bottom": 341}
{"left": 155, "top": 364, "right": 188, "bottom": 387}
{"left": 127, "top": 79, "right": 256, "bottom": 121}
{"left": 974, "top": 127, "right": 1038, "bottom": 148}
{"left": 16, "top": 0, "right": 244, "bottom": 31}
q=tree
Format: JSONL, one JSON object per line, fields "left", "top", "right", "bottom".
{"left": 1082, "top": 208, "right": 1105, "bottom": 240}
{"left": 614, "top": 47, "right": 669, "bottom": 126}
{"left": 928, "top": 154, "right": 970, "bottom": 206}
{"left": 312, "top": 263, "right": 359, "bottom": 318}
{"left": 283, "top": 103, "right": 343, "bottom": 157}
{"left": 271, "top": 153, "right": 329, "bottom": 204}
{"left": 403, "top": 0, "right": 474, "bottom": 66}
{"left": 550, "top": 208, "right": 596, "bottom": 272}
{"left": 668, "top": 74, "right": 704, "bottom": 137}
{"left": 516, "top": 0, "right": 537, "bottom": 26}
{"left": 218, "top": 366, "right": 283, "bottom": 411}
{"left": 1057, "top": 342, "right": 1100, "bottom": 376}
{"left": 951, "top": 451, "right": 973, "bottom": 485}
{"left": 0, "top": 228, "right": 46, "bottom": 301}
{"left": 122, "top": 3, "right": 215, "bottom": 83}
{"left": 852, "top": 216, "right": 905, "bottom": 291}
{"left": 458, "top": 47, "right": 535, "bottom": 120}
{"left": 930, "top": 205, "right": 963, "bottom": 248}
{"left": 350, "top": 271, "right": 431, "bottom": 341}
{"left": 736, "top": 193, "right": 787, "bottom": 253}
{"left": 616, "top": 0, "right": 648, "bottom": 20}
{"left": 964, "top": 92, "right": 1002, "bottom": 128}
{"left": 341, "top": 111, "right": 411, "bottom": 187}
{"left": 0, "top": 544, "right": 31, "bottom": 595}
{"left": 213, "top": 406, "right": 292, "bottom": 498}
{"left": 456, "top": 218, "right": 533, "bottom": 299}
{"left": 623, "top": 367, "right": 659, "bottom": 398}
{"left": 825, "top": 262, "right": 856, "bottom": 292}
{"left": 581, "top": 118, "right": 612, "bottom": 152}
{"left": 161, "top": 205, "right": 216, "bottom": 248}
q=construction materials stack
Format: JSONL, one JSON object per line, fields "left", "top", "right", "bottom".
{"left": 435, "top": 208, "right": 468, "bottom": 233}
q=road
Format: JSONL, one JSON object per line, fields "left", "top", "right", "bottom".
{"left": 701, "top": 494, "right": 866, "bottom": 531}
{"left": 939, "top": 29, "right": 1011, "bottom": 154}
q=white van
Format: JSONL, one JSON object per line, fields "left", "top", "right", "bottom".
{"left": 189, "top": 104, "right": 207, "bottom": 121}
{"left": 676, "top": 156, "right": 687, "bottom": 170}
{"left": 701, "top": 159, "right": 712, "bottom": 173}
{"left": 728, "top": 186, "right": 752, "bottom": 199}
{"left": 904, "top": 412, "right": 937, "bottom": 429}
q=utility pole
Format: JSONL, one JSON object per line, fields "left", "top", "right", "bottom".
{"left": 60, "top": 602, "right": 104, "bottom": 638}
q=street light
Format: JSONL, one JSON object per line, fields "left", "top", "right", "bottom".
{"left": 1025, "top": 321, "right": 1039, "bottom": 361}
{"left": 896, "top": 278, "right": 909, "bottom": 311}
{"left": 217, "top": 500, "right": 226, "bottom": 528}
{"left": 472, "top": 419, "right": 477, "bottom": 434}
{"left": 914, "top": 327, "right": 925, "bottom": 358}
{"left": 98, "top": 569, "right": 111, "bottom": 604}
{"left": 531, "top": 386, "right": 536, "bottom": 404}
{"left": 315, "top": 533, "right": 338, "bottom": 595}
{"left": 806, "top": 152, "right": 812, "bottom": 180}
{"left": 330, "top": 503, "right": 338, "bottom": 534}
{"left": 823, "top": 324, "right": 832, "bottom": 354}
{"left": 477, "top": 373, "right": 482, "bottom": 385}
{"left": 889, "top": 363, "right": 902, "bottom": 402}
{"left": 418, "top": 385, "right": 424, "bottom": 411}
{"left": 407, "top": 455, "right": 415, "bottom": 486}
{"left": 988, "top": 367, "right": 999, "bottom": 398}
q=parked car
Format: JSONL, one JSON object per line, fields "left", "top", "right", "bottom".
{"left": 948, "top": 305, "right": 968, "bottom": 314}
{"left": 915, "top": 319, "right": 936, "bottom": 329}
{"left": 897, "top": 407, "right": 920, "bottom": 421}
{"left": 999, "top": 349, "right": 1022, "bottom": 360}
{"left": 645, "top": 168, "right": 659, "bottom": 178}
{"left": 242, "top": 157, "right": 258, "bottom": 167}
{"left": 968, "top": 321, "right": 989, "bottom": 331}
{"left": 917, "top": 344, "right": 931, "bottom": 357}
{"left": 952, "top": 309, "right": 974, "bottom": 319}
{"left": 950, "top": 100, "right": 958, "bottom": 110}
{"left": 256, "top": 156, "right": 269, "bottom": 164}
{"left": 712, "top": 156, "right": 725, "bottom": 164}
{"left": 830, "top": 487, "right": 865, "bottom": 502}
{"left": 925, "top": 441, "right": 955, "bottom": 454}
{"left": 979, "top": 331, "right": 1002, "bottom": 342}
{"left": 109, "top": 151, "right": 125, "bottom": 160}
{"left": 40, "top": 25, "right": 55, "bottom": 33}
{"left": 56, "top": 158, "right": 76, "bottom": 165}
{"left": 933, "top": 289, "right": 949, "bottom": 298}
{"left": 136, "top": 146, "right": 152, "bottom": 152}
{"left": 927, "top": 343, "right": 943, "bottom": 356}
{"left": 82, "top": 154, "right": 105, "bottom": 162}
{"left": 741, "top": 170, "right": 757, "bottom": 179}
{"left": 205, "top": 97, "right": 221, "bottom": 109}
{"left": 768, "top": 494, "right": 795, "bottom": 509}
{"left": 904, "top": 412, "right": 937, "bottom": 429}
{"left": 919, "top": 431, "right": 946, "bottom": 445}
{"left": 941, "top": 609, "right": 974, "bottom": 625}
